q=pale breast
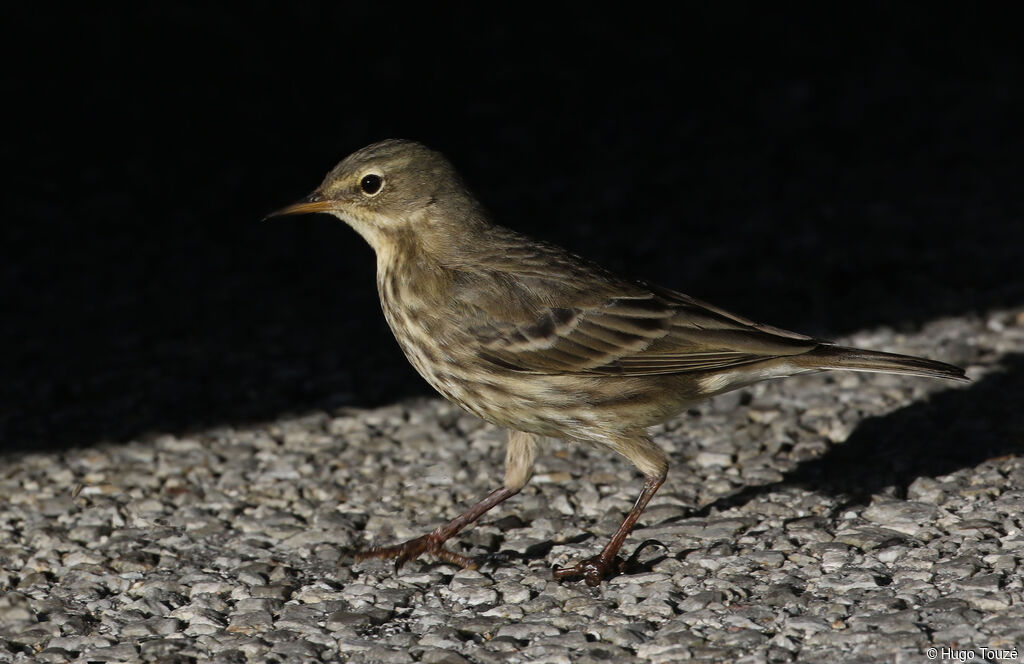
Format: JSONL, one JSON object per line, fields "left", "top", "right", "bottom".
{"left": 377, "top": 261, "right": 559, "bottom": 430}
{"left": 374, "top": 257, "right": 676, "bottom": 441}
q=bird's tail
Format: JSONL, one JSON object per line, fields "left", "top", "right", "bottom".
{"left": 798, "top": 344, "right": 969, "bottom": 382}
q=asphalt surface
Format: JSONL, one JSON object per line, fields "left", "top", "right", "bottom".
{"left": 2, "top": 309, "right": 1022, "bottom": 662}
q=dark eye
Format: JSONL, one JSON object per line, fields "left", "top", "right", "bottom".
{"left": 360, "top": 174, "right": 383, "bottom": 196}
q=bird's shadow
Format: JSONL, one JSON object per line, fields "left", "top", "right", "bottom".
{"left": 690, "top": 352, "right": 1024, "bottom": 518}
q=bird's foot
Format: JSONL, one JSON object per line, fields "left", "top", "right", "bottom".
{"left": 552, "top": 554, "right": 627, "bottom": 586}
{"left": 355, "top": 533, "right": 477, "bottom": 571}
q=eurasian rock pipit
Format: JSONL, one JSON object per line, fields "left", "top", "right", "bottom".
{"left": 270, "top": 139, "right": 967, "bottom": 585}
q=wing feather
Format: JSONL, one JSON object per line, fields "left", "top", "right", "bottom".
{"left": 467, "top": 287, "right": 819, "bottom": 376}
{"left": 446, "top": 229, "right": 822, "bottom": 377}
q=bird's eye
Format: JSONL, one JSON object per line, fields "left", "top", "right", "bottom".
{"left": 360, "top": 174, "right": 383, "bottom": 196}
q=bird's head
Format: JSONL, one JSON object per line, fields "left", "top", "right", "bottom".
{"left": 268, "top": 139, "right": 482, "bottom": 255}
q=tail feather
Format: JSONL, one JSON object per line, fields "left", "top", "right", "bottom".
{"left": 799, "top": 344, "right": 969, "bottom": 382}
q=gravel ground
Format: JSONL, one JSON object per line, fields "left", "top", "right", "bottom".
{"left": 2, "top": 308, "right": 1023, "bottom": 663}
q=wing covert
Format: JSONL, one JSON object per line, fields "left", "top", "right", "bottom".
{"left": 468, "top": 288, "right": 820, "bottom": 376}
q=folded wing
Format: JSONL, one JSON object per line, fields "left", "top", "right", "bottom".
{"left": 462, "top": 277, "right": 823, "bottom": 376}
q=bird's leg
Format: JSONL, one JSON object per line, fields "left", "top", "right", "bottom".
{"left": 552, "top": 472, "right": 665, "bottom": 585}
{"left": 554, "top": 432, "right": 667, "bottom": 585}
{"left": 355, "top": 486, "right": 518, "bottom": 569}
{"left": 355, "top": 430, "right": 539, "bottom": 571}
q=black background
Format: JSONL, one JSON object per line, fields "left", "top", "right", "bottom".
{"left": 4, "top": 6, "right": 1022, "bottom": 451}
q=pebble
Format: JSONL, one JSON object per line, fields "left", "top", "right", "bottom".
{"left": 120, "top": 617, "right": 182, "bottom": 637}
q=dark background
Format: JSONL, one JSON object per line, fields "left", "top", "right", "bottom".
{"left": 4, "top": 6, "right": 1022, "bottom": 451}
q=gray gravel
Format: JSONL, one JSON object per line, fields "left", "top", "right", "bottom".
{"left": 2, "top": 308, "right": 1023, "bottom": 663}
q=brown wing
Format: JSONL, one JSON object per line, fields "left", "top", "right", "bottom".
{"left": 460, "top": 278, "right": 823, "bottom": 377}
{"left": 443, "top": 224, "right": 824, "bottom": 376}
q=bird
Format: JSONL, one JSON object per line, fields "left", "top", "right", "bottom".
{"left": 268, "top": 139, "right": 968, "bottom": 586}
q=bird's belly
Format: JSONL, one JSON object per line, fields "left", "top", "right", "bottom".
{"left": 382, "top": 308, "right": 576, "bottom": 432}
{"left": 377, "top": 276, "right": 691, "bottom": 439}
{"left": 391, "top": 324, "right": 558, "bottom": 429}
{"left": 388, "top": 315, "right": 688, "bottom": 438}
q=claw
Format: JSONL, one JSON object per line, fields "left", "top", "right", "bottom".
{"left": 552, "top": 554, "right": 627, "bottom": 586}
{"left": 356, "top": 534, "right": 478, "bottom": 571}
{"left": 353, "top": 486, "right": 518, "bottom": 576}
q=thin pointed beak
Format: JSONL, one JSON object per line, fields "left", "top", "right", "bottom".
{"left": 263, "top": 192, "right": 335, "bottom": 220}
